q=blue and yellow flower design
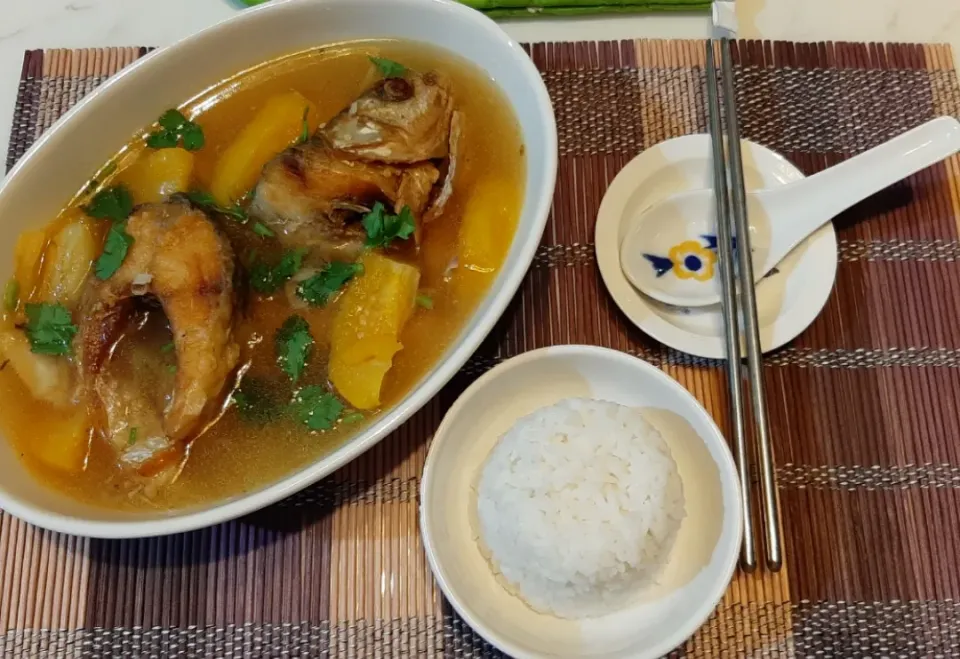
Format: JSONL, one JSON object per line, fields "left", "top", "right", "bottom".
{"left": 642, "top": 235, "right": 722, "bottom": 282}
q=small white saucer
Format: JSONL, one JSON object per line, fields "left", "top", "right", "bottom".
{"left": 595, "top": 135, "right": 838, "bottom": 359}
{"left": 420, "top": 346, "right": 742, "bottom": 659}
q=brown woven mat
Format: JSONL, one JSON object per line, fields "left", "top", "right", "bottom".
{"left": 3, "top": 39, "right": 960, "bottom": 658}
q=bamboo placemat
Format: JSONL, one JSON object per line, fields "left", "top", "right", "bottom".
{"left": 3, "top": 39, "right": 960, "bottom": 658}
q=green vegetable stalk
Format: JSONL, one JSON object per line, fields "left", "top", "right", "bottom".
{"left": 239, "top": 0, "right": 709, "bottom": 15}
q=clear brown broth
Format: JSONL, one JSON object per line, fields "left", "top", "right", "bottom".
{"left": 0, "top": 40, "right": 525, "bottom": 511}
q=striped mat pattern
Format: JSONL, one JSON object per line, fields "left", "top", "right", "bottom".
{"left": 3, "top": 40, "right": 960, "bottom": 657}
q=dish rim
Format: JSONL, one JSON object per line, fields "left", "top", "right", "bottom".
{"left": 0, "top": 0, "right": 558, "bottom": 538}
{"left": 419, "top": 344, "right": 743, "bottom": 659}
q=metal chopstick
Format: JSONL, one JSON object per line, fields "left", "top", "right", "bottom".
{"left": 707, "top": 39, "right": 784, "bottom": 572}
{"left": 718, "top": 39, "right": 782, "bottom": 572}
{"left": 705, "top": 41, "right": 756, "bottom": 573}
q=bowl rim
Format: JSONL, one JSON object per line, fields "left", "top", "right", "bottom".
{"left": 419, "top": 344, "right": 744, "bottom": 659}
{"left": 0, "top": 0, "right": 558, "bottom": 538}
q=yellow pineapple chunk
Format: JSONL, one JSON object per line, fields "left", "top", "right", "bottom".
{"left": 37, "top": 216, "right": 97, "bottom": 307}
{"left": 210, "top": 91, "right": 319, "bottom": 205}
{"left": 0, "top": 330, "right": 75, "bottom": 407}
{"left": 122, "top": 147, "right": 195, "bottom": 204}
{"left": 458, "top": 177, "right": 519, "bottom": 273}
{"left": 13, "top": 228, "right": 48, "bottom": 302}
{"left": 329, "top": 254, "right": 420, "bottom": 410}
{"left": 31, "top": 410, "right": 90, "bottom": 473}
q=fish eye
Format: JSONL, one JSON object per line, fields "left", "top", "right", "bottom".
{"left": 376, "top": 78, "right": 414, "bottom": 102}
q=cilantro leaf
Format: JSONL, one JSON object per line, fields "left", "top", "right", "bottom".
{"left": 392, "top": 207, "right": 416, "bottom": 240}
{"left": 369, "top": 56, "right": 407, "bottom": 79}
{"left": 275, "top": 315, "right": 314, "bottom": 383}
{"left": 361, "top": 203, "right": 386, "bottom": 244}
{"left": 185, "top": 190, "right": 217, "bottom": 206}
{"left": 296, "top": 261, "right": 363, "bottom": 307}
{"left": 128, "top": 427, "right": 138, "bottom": 446}
{"left": 180, "top": 123, "right": 205, "bottom": 151}
{"left": 83, "top": 185, "right": 133, "bottom": 223}
{"left": 232, "top": 376, "right": 282, "bottom": 425}
{"left": 95, "top": 221, "right": 134, "bottom": 280}
{"left": 249, "top": 249, "right": 305, "bottom": 294}
{"left": 415, "top": 293, "right": 433, "bottom": 310}
{"left": 342, "top": 411, "right": 365, "bottom": 425}
{"left": 184, "top": 190, "right": 247, "bottom": 222}
{"left": 4, "top": 279, "right": 19, "bottom": 313}
{"left": 292, "top": 385, "right": 344, "bottom": 431}
{"left": 252, "top": 222, "right": 275, "bottom": 238}
{"left": 362, "top": 202, "right": 416, "bottom": 249}
{"left": 146, "top": 130, "right": 179, "bottom": 149}
{"left": 23, "top": 303, "right": 77, "bottom": 356}
{"left": 147, "top": 109, "right": 205, "bottom": 152}
{"left": 297, "top": 107, "right": 311, "bottom": 145}
{"left": 158, "top": 109, "right": 189, "bottom": 131}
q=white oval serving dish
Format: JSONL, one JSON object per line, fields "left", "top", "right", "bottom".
{"left": 0, "top": 0, "right": 557, "bottom": 538}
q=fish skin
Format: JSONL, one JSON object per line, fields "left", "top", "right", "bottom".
{"left": 249, "top": 70, "right": 456, "bottom": 258}
{"left": 423, "top": 110, "right": 462, "bottom": 225}
{"left": 322, "top": 72, "right": 454, "bottom": 164}
{"left": 78, "top": 202, "right": 240, "bottom": 482}
{"left": 250, "top": 144, "right": 439, "bottom": 260}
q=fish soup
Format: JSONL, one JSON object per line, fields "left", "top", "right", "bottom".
{"left": 0, "top": 41, "right": 525, "bottom": 510}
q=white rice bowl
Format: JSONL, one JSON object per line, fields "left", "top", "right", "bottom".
{"left": 474, "top": 398, "right": 686, "bottom": 619}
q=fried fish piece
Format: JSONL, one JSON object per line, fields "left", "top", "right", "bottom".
{"left": 250, "top": 144, "right": 438, "bottom": 260}
{"left": 322, "top": 72, "right": 454, "bottom": 164}
{"left": 78, "top": 202, "right": 240, "bottom": 481}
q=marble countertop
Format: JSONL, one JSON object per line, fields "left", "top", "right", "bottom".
{"left": 1, "top": 0, "right": 959, "bottom": 160}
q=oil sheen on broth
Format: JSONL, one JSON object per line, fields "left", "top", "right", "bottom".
{"left": 0, "top": 41, "right": 525, "bottom": 510}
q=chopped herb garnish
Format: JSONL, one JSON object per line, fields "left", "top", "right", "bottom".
{"left": 232, "top": 376, "right": 282, "bottom": 425}
{"left": 184, "top": 190, "right": 248, "bottom": 223}
{"left": 146, "top": 109, "right": 205, "bottom": 152}
{"left": 362, "top": 202, "right": 415, "bottom": 249}
{"left": 292, "top": 385, "right": 344, "bottom": 431}
{"left": 95, "top": 221, "right": 134, "bottom": 280}
{"left": 252, "top": 222, "right": 275, "bottom": 238}
{"left": 167, "top": 364, "right": 178, "bottom": 374}
{"left": 342, "top": 411, "right": 365, "bottom": 425}
{"left": 23, "top": 303, "right": 77, "bottom": 356}
{"left": 146, "top": 130, "right": 178, "bottom": 149}
{"left": 297, "top": 107, "right": 311, "bottom": 145}
{"left": 415, "top": 293, "right": 433, "bottom": 310}
{"left": 180, "top": 123, "right": 205, "bottom": 151}
{"left": 4, "top": 279, "right": 19, "bottom": 313}
{"left": 249, "top": 248, "right": 306, "bottom": 294}
{"left": 185, "top": 190, "right": 216, "bottom": 206}
{"left": 160, "top": 341, "right": 175, "bottom": 354}
{"left": 275, "top": 315, "right": 314, "bottom": 383}
{"left": 369, "top": 56, "right": 407, "bottom": 79}
{"left": 83, "top": 185, "right": 133, "bottom": 223}
{"left": 296, "top": 261, "right": 363, "bottom": 307}
{"left": 128, "top": 427, "right": 138, "bottom": 446}
{"left": 159, "top": 108, "right": 188, "bottom": 131}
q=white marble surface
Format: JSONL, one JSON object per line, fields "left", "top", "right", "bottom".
{"left": 0, "top": 0, "right": 959, "bottom": 161}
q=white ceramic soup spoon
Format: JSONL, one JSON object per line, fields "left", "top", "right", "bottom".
{"left": 620, "top": 116, "right": 960, "bottom": 308}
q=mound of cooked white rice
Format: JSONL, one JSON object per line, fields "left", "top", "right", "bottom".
{"left": 475, "top": 398, "right": 685, "bottom": 619}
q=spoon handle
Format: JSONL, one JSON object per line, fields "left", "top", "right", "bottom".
{"left": 771, "top": 116, "right": 960, "bottom": 256}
